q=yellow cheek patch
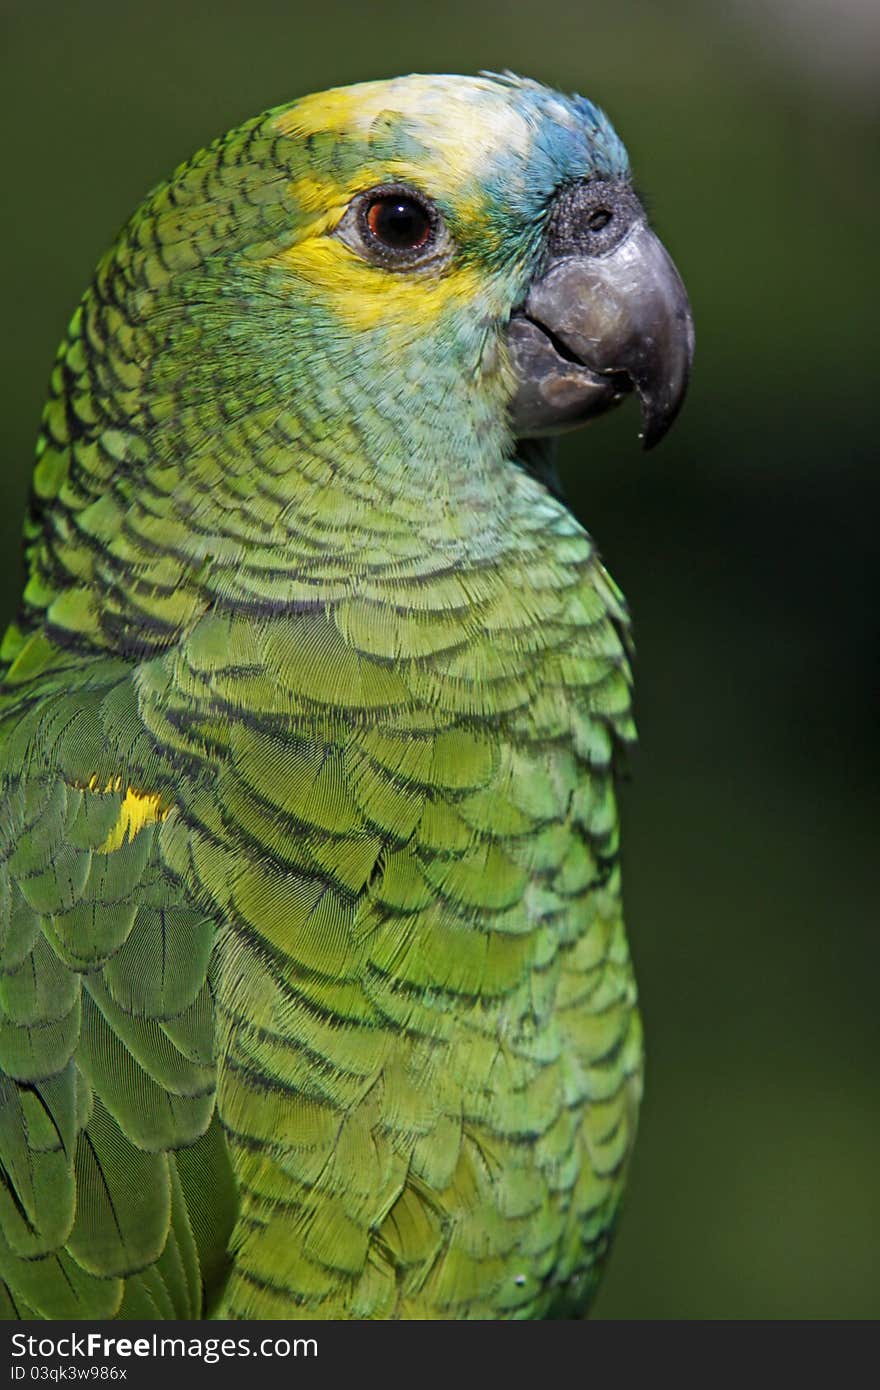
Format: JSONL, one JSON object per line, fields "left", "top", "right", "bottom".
{"left": 80, "top": 776, "right": 171, "bottom": 854}
{"left": 272, "top": 236, "right": 485, "bottom": 334}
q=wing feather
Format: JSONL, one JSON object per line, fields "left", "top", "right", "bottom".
{"left": 0, "top": 663, "right": 235, "bottom": 1318}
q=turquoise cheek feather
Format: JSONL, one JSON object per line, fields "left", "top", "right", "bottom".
{"left": 0, "top": 73, "right": 644, "bottom": 1320}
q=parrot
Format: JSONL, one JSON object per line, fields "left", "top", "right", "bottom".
{"left": 0, "top": 72, "right": 693, "bottom": 1320}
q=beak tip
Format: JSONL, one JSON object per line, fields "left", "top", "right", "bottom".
{"left": 639, "top": 407, "right": 677, "bottom": 451}
{"left": 637, "top": 399, "right": 676, "bottom": 452}
{"left": 636, "top": 346, "right": 693, "bottom": 450}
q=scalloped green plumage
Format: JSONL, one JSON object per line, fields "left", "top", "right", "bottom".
{"left": 0, "top": 73, "right": 645, "bottom": 1320}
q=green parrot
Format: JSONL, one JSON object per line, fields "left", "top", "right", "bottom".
{"left": 0, "top": 73, "right": 692, "bottom": 1320}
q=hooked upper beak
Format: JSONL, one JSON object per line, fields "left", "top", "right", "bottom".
{"left": 507, "top": 183, "right": 694, "bottom": 449}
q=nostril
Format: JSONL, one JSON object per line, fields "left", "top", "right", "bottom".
{"left": 587, "top": 209, "right": 612, "bottom": 231}
{"left": 546, "top": 179, "right": 641, "bottom": 259}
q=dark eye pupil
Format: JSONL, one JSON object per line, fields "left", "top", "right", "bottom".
{"left": 366, "top": 196, "right": 431, "bottom": 250}
{"left": 587, "top": 208, "right": 612, "bottom": 231}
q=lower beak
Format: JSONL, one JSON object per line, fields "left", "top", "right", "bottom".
{"left": 507, "top": 219, "right": 694, "bottom": 449}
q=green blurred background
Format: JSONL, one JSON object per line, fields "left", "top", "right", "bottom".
{"left": 1, "top": 0, "right": 877, "bottom": 1319}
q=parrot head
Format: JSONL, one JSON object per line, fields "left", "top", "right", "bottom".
{"left": 19, "top": 73, "right": 694, "bottom": 658}
{"left": 103, "top": 72, "right": 692, "bottom": 482}
{"left": 261, "top": 72, "right": 693, "bottom": 452}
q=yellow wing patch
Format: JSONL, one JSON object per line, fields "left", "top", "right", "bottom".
{"left": 80, "top": 776, "right": 170, "bottom": 854}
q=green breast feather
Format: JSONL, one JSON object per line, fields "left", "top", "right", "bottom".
{"left": 0, "top": 72, "right": 691, "bottom": 1319}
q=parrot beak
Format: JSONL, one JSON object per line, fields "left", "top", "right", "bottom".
{"left": 507, "top": 188, "right": 694, "bottom": 449}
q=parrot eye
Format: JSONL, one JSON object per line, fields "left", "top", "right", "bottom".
{"left": 336, "top": 183, "right": 446, "bottom": 268}
{"left": 364, "top": 193, "right": 433, "bottom": 251}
